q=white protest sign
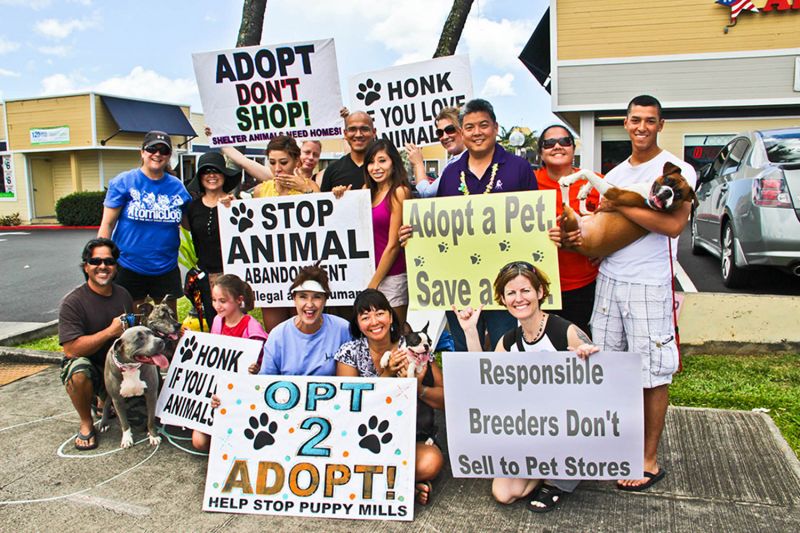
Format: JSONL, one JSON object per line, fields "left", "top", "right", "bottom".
{"left": 349, "top": 55, "right": 473, "bottom": 147}
{"left": 194, "top": 39, "right": 343, "bottom": 146}
{"left": 156, "top": 331, "right": 262, "bottom": 433}
{"left": 219, "top": 191, "right": 375, "bottom": 307}
{"left": 442, "top": 351, "right": 644, "bottom": 479}
{"left": 204, "top": 375, "right": 417, "bottom": 520}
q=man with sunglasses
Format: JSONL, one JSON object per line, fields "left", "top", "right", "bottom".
{"left": 98, "top": 131, "right": 191, "bottom": 315}
{"left": 320, "top": 111, "right": 376, "bottom": 192}
{"left": 406, "top": 107, "right": 466, "bottom": 198}
{"left": 59, "top": 238, "right": 134, "bottom": 450}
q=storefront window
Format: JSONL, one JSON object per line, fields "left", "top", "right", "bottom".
{"left": 684, "top": 134, "right": 735, "bottom": 171}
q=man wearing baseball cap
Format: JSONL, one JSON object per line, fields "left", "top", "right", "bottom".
{"left": 98, "top": 130, "right": 191, "bottom": 315}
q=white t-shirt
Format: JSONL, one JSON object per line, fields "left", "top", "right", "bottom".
{"left": 599, "top": 150, "right": 697, "bottom": 285}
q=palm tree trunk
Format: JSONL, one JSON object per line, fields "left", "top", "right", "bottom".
{"left": 236, "top": 0, "right": 268, "bottom": 47}
{"left": 433, "top": 0, "right": 475, "bottom": 57}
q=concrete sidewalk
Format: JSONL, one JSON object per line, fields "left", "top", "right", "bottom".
{"left": 0, "top": 368, "right": 798, "bottom": 532}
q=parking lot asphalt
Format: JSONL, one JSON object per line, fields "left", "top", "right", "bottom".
{"left": 1, "top": 367, "right": 799, "bottom": 532}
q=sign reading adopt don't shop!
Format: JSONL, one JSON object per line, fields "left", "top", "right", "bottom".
{"left": 219, "top": 191, "right": 375, "bottom": 307}
{"left": 193, "top": 39, "right": 343, "bottom": 146}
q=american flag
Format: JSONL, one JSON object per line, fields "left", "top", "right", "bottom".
{"left": 716, "top": 0, "right": 759, "bottom": 22}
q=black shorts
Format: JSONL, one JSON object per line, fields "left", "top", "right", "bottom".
{"left": 116, "top": 265, "right": 182, "bottom": 302}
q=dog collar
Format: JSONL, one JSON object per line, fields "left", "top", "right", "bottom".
{"left": 112, "top": 352, "right": 142, "bottom": 372}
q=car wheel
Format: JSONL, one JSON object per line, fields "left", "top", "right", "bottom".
{"left": 690, "top": 212, "right": 704, "bottom": 255}
{"left": 721, "top": 221, "right": 748, "bottom": 288}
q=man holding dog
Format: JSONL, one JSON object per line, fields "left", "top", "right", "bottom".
{"left": 591, "top": 95, "right": 697, "bottom": 491}
{"left": 59, "top": 238, "right": 134, "bottom": 450}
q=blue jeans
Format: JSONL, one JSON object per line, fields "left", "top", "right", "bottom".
{"left": 445, "top": 309, "right": 517, "bottom": 352}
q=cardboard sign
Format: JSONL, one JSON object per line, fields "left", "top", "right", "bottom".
{"left": 219, "top": 191, "right": 375, "bottom": 307}
{"left": 156, "top": 331, "right": 262, "bottom": 433}
{"left": 443, "top": 351, "right": 644, "bottom": 480}
{"left": 349, "top": 55, "right": 473, "bottom": 147}
{"left": 204, "top": 375, "right": 417, "bottom": 520}
{"left": 403, "top": 191, "right": 561, "bottom": 310}
{"left": 194, "top": 39, "right": 344, "bottom": 146}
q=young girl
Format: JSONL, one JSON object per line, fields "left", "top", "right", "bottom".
{"left": 191, "top": 274, "right": 267, "bottom": 451}
{"left": 332, "top": 139, "right": 412, "bottom": 323}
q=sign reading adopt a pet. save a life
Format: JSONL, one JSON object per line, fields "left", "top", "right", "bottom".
{"left": 155, "top": 331, "right": 261, "bottom": 433}
{"left": 348, "top": 55, "right": 473, "bottom": 147}
{"left": 193, "top": 39, "right": 343, "bottom": 146}
{"left": 204, "top": 375, "right": 417, "bottom": 521}
{"left": 443, "top": 351, "right": 644, "bottom": 480}
{"left": 403, "top": 190, "right": 561, "bottom": 310}
{"left": 219, "top": 191, "right": 375, "bottom": 307}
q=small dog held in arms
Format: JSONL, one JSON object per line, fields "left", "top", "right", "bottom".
{"left": 557, "top": 162, "right": 696, "bottom": 258}
{"left": 380, "top": 323, "right": 434, "bottom": 378}
{"left": 99, "top": 326, "right": 170, "bottom": 448}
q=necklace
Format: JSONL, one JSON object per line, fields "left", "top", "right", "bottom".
{"left": 458, "top": 163, "right": 498, "bottom": 195}
{"left": 522, "top": 312, "right": 547, "bottom": 344}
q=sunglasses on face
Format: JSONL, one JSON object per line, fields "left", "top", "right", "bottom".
{"left": 199, "top": 168, "right": 222, "bottom": 176}
{"left": 145, "top": 145, "right": 171, "bottom": 156}
{"left": 541, "top": 136, "right": 574, "bottom": 149}
{"left": 435, "top": 124, "right": 458, "bottom": 139}
{"left": 87, "top": 257, "right": 117, "bottom": 266}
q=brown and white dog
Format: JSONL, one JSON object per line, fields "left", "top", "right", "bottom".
{"left": 557, "top": 162, "right": 696, "bottom": 258}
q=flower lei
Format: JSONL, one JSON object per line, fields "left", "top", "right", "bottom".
{"left": 458, "top": 163, "right": 499, "bottom": 195}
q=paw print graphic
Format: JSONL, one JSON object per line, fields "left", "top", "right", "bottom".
{"left": 414, "top": 256, "right": 425, "bottom": 267}
{"left": 470, "top": 253, "right": 481, "bottom": 265}
{"left": 438, "top": 242, "right": 449, "bottom": 253}
{"left": 531, "top": 250, "right": 544, "bottom": 262}
{"left": 244, "top": 413, "right": 278, "bottom": 450}
{"left": 358, "top": 415, "right": 393, "bottom": 454}
{"left": 356, "top": 79, "right": 382, "bottom": 106}
{"left": 498, "top": 240, "right": 511, "bottom": 252}
{"left": 180, "top": 336, "right": 198, "bottom": 363}
{"left": 229, "top": 204, "right": 254, "bottom": 232}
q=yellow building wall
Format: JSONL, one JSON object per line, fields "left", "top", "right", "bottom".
{"left": 100, "top": 150, "right": 141, "bottom": 187}
{"left": 0, "top": 103, "right": 6, "bottom": 141}
{"left": 79, "top": 151, "right": 101, "bottom": 191}
{"left": 6, "top": 95, "right": 93, "bottom": 150}
{"left": 557, "top": 0, "right": 800, "bottom": 60}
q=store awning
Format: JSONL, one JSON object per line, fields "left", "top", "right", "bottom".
{"left": 99, "top": 95, "right": 196, "bottom": 145}
{"left": 519, "top": 8, "right": 551, "bottom": 93}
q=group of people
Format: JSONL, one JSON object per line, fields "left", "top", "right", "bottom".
{"left": 57, "top": 93, "right": 696, "bottom": 513}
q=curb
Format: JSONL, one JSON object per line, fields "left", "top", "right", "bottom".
{"left": 0, "top": 319, "right": 59, "bottom": 347}
{"left": 0, "top": 347, "right": 61, "bottom": 364}
{"left": 0, "top": 225, "right": 99, "bottom": 231}
{"left": 681, "top": 341, "right": 800, "bottom": 356}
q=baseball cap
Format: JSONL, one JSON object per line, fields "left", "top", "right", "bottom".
{"left": 142, "top": 130, "right": 172, "bottom": 151}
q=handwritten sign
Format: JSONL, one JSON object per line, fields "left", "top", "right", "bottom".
{"left": 194, "top": 39, "right": 344, "bottom": 146}
{"left": 403, "top": 191, "right": 561, "bottom": 310}
{"left": 218, "top": 191, "right": 375, "bottom": 307}
{"left": 349, "top": 55, "right": 473, "bottom": 147}
{"left": 204, "top": 375, "right": 417, "bottom": 520}
{"left": 443, "top": 351, "right": 644, "bottom": 479}
{"left": 156, "top": 331, "right": 262, "bottom": 433}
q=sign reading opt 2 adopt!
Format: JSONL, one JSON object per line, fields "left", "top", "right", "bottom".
{"left": 218, "top": 191, "right": 375, "bottom": 307}
{"left": 156, "top": 331, "right": 262, "bottom": 433}
{"left": 443, "top": 351, "right": 644, "bottom": 480}
{"left": 349, "top": 55, "right": 473, "bottom": 147}
{"left": 204, "top": 376, "right": 417, "bottom": 520}
{"left": 193, "top": 39, "right": 343, "bottom": 146}
{"left": 404, "top": 190, "right": 561, "bottom": 310}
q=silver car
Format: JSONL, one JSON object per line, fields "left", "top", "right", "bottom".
{"left": 691, "top": 128, "right": 800, "bottom": 287}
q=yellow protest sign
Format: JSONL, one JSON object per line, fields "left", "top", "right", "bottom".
{"left": 403, "top": 190, "right": 561, "bottom": 310}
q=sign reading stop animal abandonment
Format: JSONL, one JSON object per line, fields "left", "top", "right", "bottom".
{"left": 218, "top": 191, "right": 375, "bottom": 307}
{"left": 193, "top": 39, "right": 343, "bottom": 146}
{"left": 442, "top": 351, "right": 644, "bottom": 480}
{"left": 403, "top": 190, "right": 561, "bottom": 310}
{"left": 204, "top": 375, "right": 417, "bottom": 520}
{"left": 156, "top": 331, "right": 262, "bottom": 433}
{"left": 349, "top": 55, "right": 473, "bottom": 147}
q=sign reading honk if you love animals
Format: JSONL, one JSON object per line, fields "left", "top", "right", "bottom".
{"left": 156, "top": 331, "right": 262, "bottom": 433}
{"left": 204, "top": 375, "right": 417, "bottom": 521}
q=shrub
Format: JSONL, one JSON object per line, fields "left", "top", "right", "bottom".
{"left": 0, "top": 212, "right": 21, "bottom": 226}
{"left": 55, "top": 191, "right": 106, "bottom": 226}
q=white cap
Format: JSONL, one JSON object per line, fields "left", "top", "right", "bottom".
{"left": 290, "top": 280, "right": 327, "bottom": 294}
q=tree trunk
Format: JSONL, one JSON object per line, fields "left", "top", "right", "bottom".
{"left": 236, "top": 0, "right": 268, "bottom": 47}
{"left": 433, "top": 0, "right": 475, "bottom": 57}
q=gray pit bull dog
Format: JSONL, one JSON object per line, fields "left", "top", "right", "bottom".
{"left": 99, "top": 326, "right": 170, "bottom": 448}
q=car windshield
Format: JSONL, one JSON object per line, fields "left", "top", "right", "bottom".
{"left": 761, "top": 131, "right": 800, "bottom": 164}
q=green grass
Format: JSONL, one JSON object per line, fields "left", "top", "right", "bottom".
{"left": 671, "top": 353, "right": 800, "bottom": 456}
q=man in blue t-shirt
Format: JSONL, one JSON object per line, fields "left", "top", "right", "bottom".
{"left": 98, "top": 130, "right": 191, "bottom": 315}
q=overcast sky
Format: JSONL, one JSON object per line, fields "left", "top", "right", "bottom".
{"left": 0, "top": 0, "right": 557, "bottom": 133}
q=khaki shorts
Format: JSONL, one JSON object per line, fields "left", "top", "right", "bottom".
{"left": 60, "top": 357, "right": 106, "bottom": 399}
{"left": 377, "top": 273, "right": 409, "bottom": 307}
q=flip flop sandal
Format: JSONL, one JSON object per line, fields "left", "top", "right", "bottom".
{"left": 617, "top": 468, "right": 666, "bottom": 492}
{"left": 528, "top": 483, "right": 565, "bottom": 513}
{"left": 74, "top": 429, "right": 98, "bottom": 451}
{"left": 415, "top": 481, "right": 433, "bottom": 506}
